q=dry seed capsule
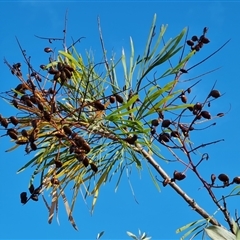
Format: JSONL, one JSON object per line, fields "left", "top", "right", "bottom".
{"left": 201, "top": 37, "right": 210, "bottom": 44}
{"left": 53, "top": 71, "right": 61, "bottom": 80}
{"left": 218, "top": 173, "right": 229, "bottom": 185}
{"left": 7, "top": 129, "right": 18, "bottom": 140}
{"left": 9, "top": 116, "right": 18, "bottom": 126}
{"left": 57, "top": 62, "right": 64, "bottom": 71}
{"left": 21, "top": 129, "right": 28, "bottom": 137}
{"left": 173, "top": 171, "right": 186, "bottom": 181}
{"left": 94, "top": 100, "right": 105, "bottom": 110}
{"left": 115, "top": 94, "right": 124, "bottom": 103}
{"left": 181, "top": 95, "right": 187, "bottom": 103}
{"left": 233, "top": 177, "right": 240, "bottom": 184}
{"left": 55, "top": 160, "right": 62, "bottom": 168}
{"left": 31, "top": 194, "right": 38, "bottom": 201}
{"left": 201, "top": 111, "right": 211, "bottom": 119}
{"left": 159, "top": 133, "right": 170, "bottom": 142}
{"left": 40, "top": 64, "right": 47, "bottom": 70}
{"left": 25, "top": 100, "right": 33, "bottom": 107}
{"left": 109, "top": 96, "right": 116, "bottom": 103}
{"left": 90, "top": 162, "right": 98, "bottom": 173}
{"left": 209, "top": 90, "right": 221, "bottom": 98}
{"left": 12, "top": 99, "right": 18, "bottom": 108}
{"left": 20, "top": 192, "right": 28, "bottom": 204}
{"left": 151, "top": 119, "right": 159, "bottom": 127}
{"left": 125, "top": 135, "right": 138, "bottom": 145}
{"left": 186, "top": 40, "right": 194, "bottom": 46}
{"left": 44, "top": 47, "right": 52, "bottom": 53}
{"left": 211, "top": 174, "right": 216, "bottom": 185}
{"left": 64, "top": 65, "right": 74, "bottom": 72}
{"left": 48, "top": 68, "right": 59, "bottom": 75}
{"left": 30, "top": 142, "right": 37, "bottom": 151}
{"left": 29, "top": 184, "right": 35, "bottom": 194}
{"left": 82, "top": 157, "right": 89, "bottom": 167}
{"left": 191, "top": 35, "right": 198, "bottom": 41}
{"left": 43, "top": 111, "right": 51, "bottom": 121}
{"left": 82, "top": 142, "right": 91, "bottom": 153}
{"left": 63, "top": 126, "right": 72, "bottom": 136}
{"left": 171, "top": 131, "right": 179, "bottom": 138}
{"left": 1, "top": 118, "right": 8, "bottom": 128}
{"left": 161, "top": 119, "right": 171, "bottom": 128}
{"left": 63, "top": 68, "right": 72, "bottom": 78}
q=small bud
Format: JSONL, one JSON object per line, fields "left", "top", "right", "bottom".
{"left": 44, "top": 47, "right": 53, "bottom": 53}
{"left": 201, "top": 111, "right": 211, "bottom": 119}
{"left": 161, "top": 119, "right": 171, "bottom": 128}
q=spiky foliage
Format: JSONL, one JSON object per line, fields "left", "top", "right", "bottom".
{"left": 0, "top": 14, "right": 229, "bottom": 233}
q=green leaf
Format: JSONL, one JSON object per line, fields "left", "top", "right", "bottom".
{"left": 96, "top": 231, "right": 105, "bottom": 239}
{"left": 126, "top": 231, "right": 138, "bottom": 240}
{"left": 205, "top": 226, "right": 236, "bottom": 240}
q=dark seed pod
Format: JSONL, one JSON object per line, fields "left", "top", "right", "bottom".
{"left": 150, "top": 128, "right": 156, "bottom": 135}
{"left": 63, "top": 68, "right": 72, "bottom": 79}
{"left": 29, "top": 184, "right": 35, "bottom": 194}
{"left": 43, "top": 111, "right": 51, "bottom": 121}
{"left": 109, "top": 96, "right": 116, "bottom": 103}
{"left": 53, "top": 71, "right": 61, "bottom": 80}
{"left": 16, "top": 139, "right": 29, "bottom": 145}
{"left": 44, "top": 47, "right": 52, "bottom": 53}
{"left": 57, "top": 62, "right": 64, "bottom": 71}
{"left": 48, "top": 88, "right": 56, "bottom": 95}
{"left": 9, "top": 116, "right": 18, "bottom": 126}
{"left": 48, "top": 68, "right": 59, "bottom": 75}
{"left": 233, "top": 177, "right": 240, "bottom": 184}
{"left": 31, "top": 194, "right": 38, "bottom": 201}
{"left": 40, "top": 64, "right": 47, "bottom": 70}
{"left": 201, "top": 37, "right": 210, "bottom": 44}
{"left": 211, "top": 174, "right": 216, "bottom": 185}
{"left": 173, "top": 171, "right": 186, "bottom": 181}
{"left": 30, "top": 142, "right": 37, "bottom": 151}
{"left": 60, "top": 71, "right": 67, "bottom": 84}
{"left": 161, "top": 119, "right": 171, "bottom": 128}
{"left": 1, "top": 118, "right": 8, "bottom": 128}
{"left": 20, "top": 192, "right": 28, "bottom": 204}
{"left": 51, "top": 178, "right": 60, "bottom": 185}
{"left": 63, "top": 126, "right": 72, "bottom": 136}
{"left": 195, "top": 45, "right": 200, "bottom": 51}
{"left": 82, "top": 157, "right": 89, "bottom": 167}
{"left": 94, "top": 100, "right": 105, "bottom": 110}
{"left": 30, "top": 96, "right": 39, "bottom": 105}
{"left": 198, "top": 42, "right": 204, "bottom": 48}
{"left": 35, "top": 74, "right": 42, "bottom": 82}
{"left": 201, "top": 111, "right": 211, "bottom": 119}
{"left": 186, "top": 40, "right": 194, "bottom": 46}
{"left": 69, "top": 145, "right": 75, "bottom": 154}
{"left": 180, "top": 69, "right": 188, "bottom": 73}
{"left": 194, "top": 102, "right": 203, "bottom": 111}
{"left": 77, "top": 153, "right": 86, "bottom": 162}
{"left": 203, "top": 27, "right": 208, "bottom": 34}
{"left": 20, "top": 95, "right": 30, "bottom": 103}
{"left": 20, "top": 130, "right": 28, "bottom": 138}
{"left": 209, "top": 90, "right": 221, "bottom": 98}
{"left": 163, "top": 178, "right": 170, "bottom": 187}
{"left": 25, "top": 100, "right": 33, "bottom": 108}
{"left": 178, "top": 124, "right": 188, "bottom": 132}
{"left": 187, "top": 88, "right": 191, "bottom": 94}
{"left": 90, "top": 162, "right": 98, "bottom": 173}
{"left": 31, "top": 119, "right": 39, "bottom": 128}
{"left": 12, "top": 99, "right": 18, "bottom": 108}
{"left": 125, "top": 134, "right": 138, "bottom": 145}
{"left": 181, "top": 95, "right": 187, "bottom": 103}
{"left": 55, "top": 160, "right": 62, "bottom": 168}
{"left": 171, "top": 131, "right": 179, "bottom": 138}
{"left": 188, "top": 106, "right": 193, "bottom": 111}
{"left": 151, "top": 119, "right": 159, "bottom": 127}
{"left": 13, "top": 63, "right": 21, "bottom": 69}
{"left": 74, "top": 148, "right": 85, "bottom": 154}
{"left": 64, "top": 65, "right": 74, "bottom": 72}
{"left": 159, "top": 133, "right": 170, "bottom": 143}
{"left": 218, "top": 173, "right": 229, "bottom": 185}
{"left": 191, "top": 35, "right": 198, "bottom": 42}
{"left": 7, "top": 130, "right": 18, "bottom": 140}
{"left": 55, "top": 132, "right": 65, "bottom": 138}
{"left": 82, "top": 142, "right": 91, "bottom": 153}
{"left": 217, "top": 113, "right": 224, "bottom": 117}
{"left": 115, "top": 94, "right": 124, "bottom": 104}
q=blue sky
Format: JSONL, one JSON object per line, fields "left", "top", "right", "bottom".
{"left": 0, "top": 1, "right": 240, "bottom": 240}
